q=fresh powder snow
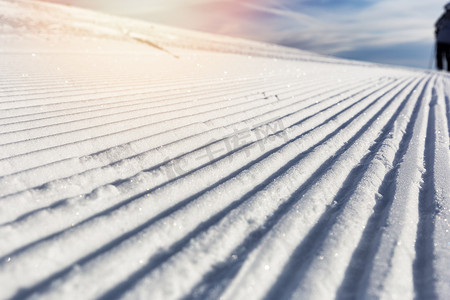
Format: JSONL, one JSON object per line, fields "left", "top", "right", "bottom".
{"left": 0, "top": 0, "right": 449, "bottom": 299}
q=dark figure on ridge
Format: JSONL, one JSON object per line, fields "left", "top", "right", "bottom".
{"left": 435, "top": 3, "right": 450, "bottom": 71}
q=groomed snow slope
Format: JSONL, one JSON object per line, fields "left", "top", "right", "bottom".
{"left": 0, "top": 0, "right": 449, "bottom": 299}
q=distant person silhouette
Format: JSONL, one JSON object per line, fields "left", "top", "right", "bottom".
{"left": 435, "top": 3, "right": 450, "bottom": 71}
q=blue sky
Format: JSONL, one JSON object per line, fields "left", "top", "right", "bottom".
{"left": 44, "top": 0, "right": 447, "bottom": 69}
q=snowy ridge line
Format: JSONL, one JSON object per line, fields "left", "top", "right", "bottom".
{"left": 194, "top": 76, "right": 429, "bottom": 300}
{"left": 0, "top": 75, "right": 382, "bottom": 225}
{"left": 0, "top": 73, "right": 290, "bottom": 121}
{"left": 121, "top": 75, "right": 416, "bottom": 300}
{"left": 0, "top": 82, "right": 295, "bottom": 136}
{"left": 0, "top": 61, "right": 345, "bottom": 106}
{"left": 0, "top": 71, "right": 379, "bottom": 178}
{"left": 426, "top": 77, "right": 450, "bottom": 298}
{"left": 0, "top": 64, "right": 176, "bottom": 83}
{"left": 0, "top": 80, "right": 311, "bottom": 134}
{"left": 0, "top": 75, "right": 390, "bottom": 211}
{"left": 266, "top": 76, "right": 430, "bottom": 300}
{"left": 336, "top": 78, "right": 433, "bottom": 299}
{"left": 0, "top": 78, "right": 404, "bottom": 298}
{"left": 413, "top": 75, "right": 450, "bottom": 299}
{"left": 0, "top": 55, "right": 281, "bottom": 102}
{"left": 0, "top": 75, "right": 395, "bottom": 248}
{"left": 214, "top": 79, "right": 422, "bottom": 300}
{"left": 0, "top": 75, "right": 247, "bottom": 103}
{"left": 0, "top": 73, "right": 263, "bottom": 106}
{"left": 115, "top": 76, "right": 420, "bottom": 300}
{"left": 107, "top": 77, "right": 423, "bottom": 300}
{"left": 0, "top": 62, "right": 282, "bottom": 102}
{"left": 413, "top": 78, "right": 440, "bottom": 299}
{"left": 284, "top": 79, "right": 435, "bottom": 300}
{"left": 0, "top": 77, "right": 309, "bottom": 160}
{"left": 0, "top": 75, "right": 367, "bottom": 145}
{"left": 0, "top": 66, "right": 195, "bottom": 97}
{"left": 0, "top": 74, "right": 410, "bottom": 256}
{"left": 0, "top": 78, "right": 382, "bottom": 232}
{"left": 357, "top": 76, "right": 434, "bottom": 299}
{"left": 0, "top": 71, "right": 335, "bottom": 128}
{"left": 0, "top": 71, "right": 305, "bottom": 114}
{"left": 0, "top": 71, "right": 182, "bottom": 96}
{"left": 0, "top": 72, "right": 354, "bottom": 119}
{"left": 0, "top": 68, "right": 181, "bottom": 90}
{"left": 0, "top": 69, "right": 285, "bottom": 101}
{"left": 0, "top": 75, "right": 303, "bottom": 141}
{"left": 0, "top": 75, "right": 414, "bottom": 300}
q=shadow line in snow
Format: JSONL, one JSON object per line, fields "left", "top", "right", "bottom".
{"left": 0, "top": 84, "right": 278, "bottom": 149}
{"left": 0, "top": 79, "right": 334, "bottom": 226}
{"left": 412, "top": 81, "right": 439, "bottom": 300}
{"left": 97, "top": 80, "right": 400, "bottom": 300}
{"left": 0, "top": 74, "right": 327, "bottom": 188}
{"left": 179, "top": 78, "right": 418, "bottom": 300}
{"left": 1, "top": 76, "right": 380, "bottom": 224}
{"left": 265, "top": 77, "right": 427, "bottom": 300}
{"left": 336, "top": 76, "right": 433, "bottom": 299}
{"left": 0, "top": 76, "right": 276, "bottom": 139}
{"left": 6, "top": 78, "right": 405, "bottom": 300}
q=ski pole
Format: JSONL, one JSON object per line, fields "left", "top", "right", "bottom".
{"left": 429, "top": 44, "right": 436, "bottom": 70}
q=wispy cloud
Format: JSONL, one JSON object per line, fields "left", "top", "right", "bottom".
{"left": 218, "top": 0, "right": 443, "bottom": 67}
{"left": 233, "top": 0, "right": 442, "bottom": 53}
{"left": 44, "top": 0, "right": 446, "bottom": 68}
{"left": 239, "top": 2, "right": 320, "bottom": 28}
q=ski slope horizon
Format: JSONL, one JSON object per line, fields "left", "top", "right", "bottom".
{"left": 0, "top": 0, "right": 449, "bottom": 299}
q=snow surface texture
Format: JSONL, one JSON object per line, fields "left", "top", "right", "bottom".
{"left": 0, "top": 0, "right": 449, "bottom": 299}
